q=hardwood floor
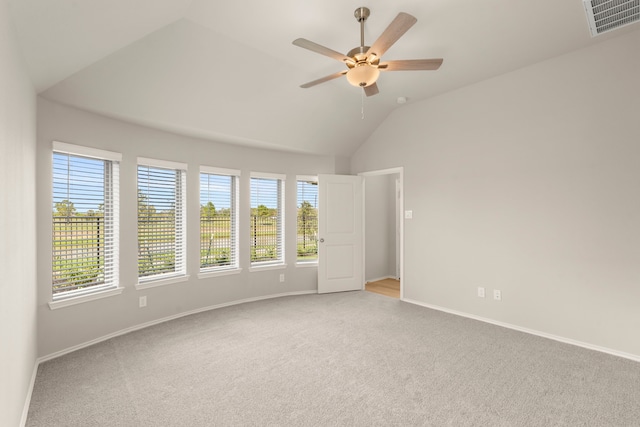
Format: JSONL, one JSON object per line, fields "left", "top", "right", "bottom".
{"left": 365, "top": 278, "right": 400, "bottom": 299}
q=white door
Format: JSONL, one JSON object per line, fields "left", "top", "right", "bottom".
{"left": 318, "top": 174, "right": 363, "bottom": 293}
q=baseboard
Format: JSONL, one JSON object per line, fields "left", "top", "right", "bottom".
{"left": 38, "top": 290, "right": 317, "bottom": 364}
{"left": 20, "top": 359, "right": 39, "bottom": 427}
{"left": 402, "top": 298, "right": 640, "bottom": 363}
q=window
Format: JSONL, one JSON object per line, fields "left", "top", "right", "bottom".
{"left": 296, "top": 177, "right": 318, "bottom": 263}
{"left": 52, "top": 142, "right": 120, "bottom": 299}
{"left": 137, "top": 158, "right": 187, "bottom": 284}
{"left": 250, "top": 173, "right": 285, "bottom": 266}
{"left": 200, "top": 167, "right": 239, "bottom": 273}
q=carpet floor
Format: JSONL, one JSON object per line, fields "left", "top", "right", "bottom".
{"left": 27, "top": 291, "right": 640, "bottom": 426}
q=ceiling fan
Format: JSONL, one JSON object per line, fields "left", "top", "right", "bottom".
{"left": 293, "top": 7, "right": 443, "bottom": 97}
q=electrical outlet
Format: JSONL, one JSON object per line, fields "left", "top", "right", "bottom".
{"left": 139, "top": 296, "right": 147, "bottom": 308}
{"left": 279, "top": 274, "right": 285, "bottom": 283}
{"left": 477, "top": 287, "right": 485, "bottom": 298}
{"left": 493, "top": 290, "right": 502, "bottom": 301}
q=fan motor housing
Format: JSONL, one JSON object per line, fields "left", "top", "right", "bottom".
{"left": 346, "top": 46, "right": 379, "bottom": 68}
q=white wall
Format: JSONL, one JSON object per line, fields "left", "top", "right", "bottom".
{"left": 0, "top": 0, "right": 37, "bottom": 425}
{"left": 36, "top": 98, "right": 336, "bottom": 358}
{"left": 352, "top": 28, "right": 640, "bottom": 358}
{"left": 365, "top": 174, "right": 397, "bottom": 282}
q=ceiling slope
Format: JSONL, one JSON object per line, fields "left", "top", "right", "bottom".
{"left": 9, "top": 0, "right": 192, "bottom": 92}
{"left": 11, "top": 0, "right": 640, "bottom": 156}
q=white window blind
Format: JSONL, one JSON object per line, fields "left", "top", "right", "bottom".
{"left": 250, "top": 173, "right": 285, "bottom": 265}
{"left": 296, "top": 177, "right": 318, "bottom": 263}
{"left": 52, "top": 143, "right": 120, "bottom": 299}
{"left": 200, "top": 167, "right": 239, "bottom": 272}
{"left": 137, "top": 159, "right": 187, "bottom": 281}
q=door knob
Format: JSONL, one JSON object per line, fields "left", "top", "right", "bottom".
{"left": 319, "top": 238, "right": 325, "bottom": 243}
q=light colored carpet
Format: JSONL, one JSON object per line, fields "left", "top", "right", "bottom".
{"left": 27, "top": 291, "right": 640, "bottom": 426}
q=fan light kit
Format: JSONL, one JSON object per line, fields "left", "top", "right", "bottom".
{"left": 346, "top": 63, "right": 380, "bottom": 88}
{"left": 293, "top": 7, "right": 443, "bottom": 97}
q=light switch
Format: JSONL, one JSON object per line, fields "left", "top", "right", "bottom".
{"left": 404, "top": 210, "right": 413, "bottom": 219}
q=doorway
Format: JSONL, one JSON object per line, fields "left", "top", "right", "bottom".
{"left": 359, "top": 168, "right": 403, "bottom": 299}
{"left": 365, "top": 278, "right": 400, "bottom": 298}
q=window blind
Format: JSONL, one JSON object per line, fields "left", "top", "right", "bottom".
{"left": 52, "top": 147, "right": 120, "bottom": 298}
{"left": 200, "top": 169, "right": 239, "bottom": 271}
{"left": 250, "top": 174, "right": 285, "bottom": 265}
{"left": 137, "top": 161, "right": 187, "bottom": 280}
{"left": 296, "top": 178, "right": 318, "bottom": 262}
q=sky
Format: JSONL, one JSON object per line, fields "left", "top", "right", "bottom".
{"left": 200, "top": 172, "right": 232, "bottom": 209}
{"left": 53, "top": 152, "right": 106, "bottom": 213}
{"left": 54, "top": 152, "right": 319, "bottom": 214}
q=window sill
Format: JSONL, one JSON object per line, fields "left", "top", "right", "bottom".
{"left": 198, "top": 268, "right": 242, "bottom": 279}
{"left": 49, "top": 287, "right": 124, "bottom": 310}
{"left": 296, "top": 261, "right": 318, "bottom": 268}
{"left": 249, "top": 263, "right": 287, "bottom": 273}
{"left": 136, "top": 274, "right": 190, "bottom": 290}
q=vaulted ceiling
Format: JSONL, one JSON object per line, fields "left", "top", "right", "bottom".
{"left": 8, "top": 0, "right": 638, "bottom": 156}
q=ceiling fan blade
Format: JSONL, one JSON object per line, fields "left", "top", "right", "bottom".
{"left": 364, "top": 83, "right": 379, "bottom": 97}
{"left": 365, "top": 12, "right": 417, "bottom": 59}
{"left": 293, "top": 38, "right": 353, "bottom": 64}
{"left": 379, "top": 58, "right": 443, "bottom": 71}
{"left": 300, "top": 70, "right": 348, "bottom": 88}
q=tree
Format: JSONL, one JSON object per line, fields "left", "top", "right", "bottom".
{"left": 54, "top": 199, "right": 76, "bottom": 217}
{"left": 297, "top": 201, "right": 317, "bottom": 253}
{"left": 138, "top": 191, "right": 156, "bottom": 217}
{"left": 256, "top": 204, "right": 272, "bottom": 217}
{"left": 297, "top": 201, "right": 315, "bottom": 218}
{"left": 200, "top": 201, "right": 216, "bottom": 218}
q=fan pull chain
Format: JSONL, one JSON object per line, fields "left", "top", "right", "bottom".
{"left": 361, "top": 90, "right": 365, "bottom": 120}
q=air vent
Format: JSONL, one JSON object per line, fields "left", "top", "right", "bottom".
{"left": 583, "top": 0, "right": 640, "bottom": 36}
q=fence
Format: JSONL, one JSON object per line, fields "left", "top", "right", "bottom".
{"left": 52, "top": 216, "right": 104, "bottom": 294}
{"left": 138, "top": 212, "right": 178, "bottom": 277}
{"left": 52, "top": 213, "right": 318, "bottom": 293}
{"left": 251, "top": 215, "right": 279, "bottom": 262}
{"left": 203, "top": 214, "right": 318, "bottom": 264}
{"left": 201, "top": 216, "right": 233, "bottom": 267}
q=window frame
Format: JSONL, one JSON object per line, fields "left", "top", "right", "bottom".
{"left": 249, "top": 172, "right": 286, "bottom": 269}
{"left": 49, "top": 141, "right": 123, "bottom": 308}
{"left": 136, "top": 157, "right": 189, "bottom": 289}
{"left": 198, "top": 166, "right": 241, "bottom": 277}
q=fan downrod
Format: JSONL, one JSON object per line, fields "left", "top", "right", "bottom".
{"left": 350, "top": 6, "right": 374, "bottom": 64}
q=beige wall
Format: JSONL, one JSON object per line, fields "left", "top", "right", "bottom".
{"left": 0, "top": 0, "right": 37, "bottom": 425}
{"left": 364, "top": 173, "right": 398, "bottom": 282}
{"left": 36, "top": 98, "right": 336, "bottom": 357}
{"left": 352, "top": 29, "right": 640, "bottom": 358}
